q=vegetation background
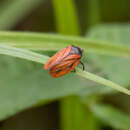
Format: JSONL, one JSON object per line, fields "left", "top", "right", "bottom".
{"left": 0, "top": 0, "right": 130, "bottom": 130}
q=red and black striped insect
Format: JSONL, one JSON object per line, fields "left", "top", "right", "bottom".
{"left": 44, "top": 45, "right": 85, "bottom": 78}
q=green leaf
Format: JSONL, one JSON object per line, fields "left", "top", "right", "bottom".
{"left": 90, "top": 104, "right": 130, "bottom": 130}
{"left": 0, "top": 31, "right": 130, "bottom": 58}
{"left": 0, "top": 44, "right": 49, "bottom": 64}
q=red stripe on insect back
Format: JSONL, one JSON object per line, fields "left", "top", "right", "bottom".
{"left": 50, "top": 58, "right": 80, "bottom": 77}
{"left": 44, "top": 45, "right": 72, "bottom": 70}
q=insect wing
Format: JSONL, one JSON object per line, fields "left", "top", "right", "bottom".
{"left": 50, "top": 55, "right": 81, "bottom": 77}
{"left": 63, "top": 53, "right": 81, "bottom": 62}
{"left": 44, "top": 46, "right": 72, "bottom": 70}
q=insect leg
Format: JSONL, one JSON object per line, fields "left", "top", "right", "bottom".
{"left": 73, "top": 69, "right": 76, "bottom": 72}
{"left": 80, "top": 61, "right": 85, "bottom": 70}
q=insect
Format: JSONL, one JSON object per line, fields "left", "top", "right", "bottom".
{"left": 44, "top": 45, "right": 85, "bottom": 78}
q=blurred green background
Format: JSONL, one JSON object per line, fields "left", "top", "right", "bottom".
{"left": 0, "top": 0, "right": 130, "bottom": 130}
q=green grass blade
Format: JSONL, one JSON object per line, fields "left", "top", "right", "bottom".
{"left": 0, "top": 31, "right": 130, "bottom": 58}
{"left": 60, "top": 96, "right": 88, "bottom": 130}
{"left": 0, "top": 0, "right": 42, "bottom": 29}
{"left": 0, "top": 44, "right": 130, "bottom": 96}
{"left": 0, "top": 44, "right": 49, "bottom": 63}
{"left": 87, "top": 0, "right": 101, "bottom": 27}
{"left": 53, "top": 0, "right": 80, "bottom": 35}
{"left": 76, "top": 69, "right": 130, "bottom": 96}
{"left": 60, "top": 96, "right": 100, "bottom": 130}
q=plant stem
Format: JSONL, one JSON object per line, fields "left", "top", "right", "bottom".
{"left": 76, "top": 68, "right": 130, "bottom": 95}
